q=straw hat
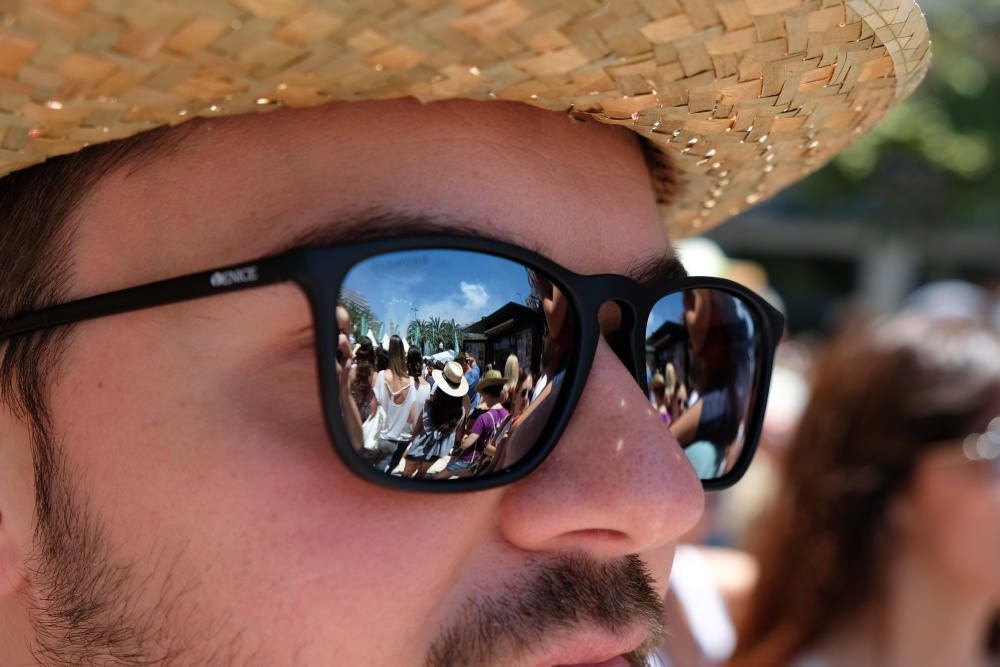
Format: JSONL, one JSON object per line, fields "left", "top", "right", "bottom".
{"left": 432, "top": 361, "right": 469, "bottom": 397}
{"left": 477, "top": 369, "right": 507, "bottom": 391}
{"left": 0, "top": 0, "right": 929, "bottom": 237}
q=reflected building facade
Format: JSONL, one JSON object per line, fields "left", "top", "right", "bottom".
{"left": 463, "top": 302, "right": 543, "bottom": 373}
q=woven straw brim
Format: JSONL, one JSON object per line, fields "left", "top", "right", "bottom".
{"left": 0, "top": 0, "right": 929, "bottom": 238}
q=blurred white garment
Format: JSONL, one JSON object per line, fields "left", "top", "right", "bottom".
{"left": 531, "top": 373, "right": 549, "bottom": 403}
{"left": 902, "top": 280, "right": 989, "bottom": 323}
{"left": 647, "top": 651, "right": 672, "bottom": 666}
{"left": 667, "top": 545, "right": 737, "bottom": 665}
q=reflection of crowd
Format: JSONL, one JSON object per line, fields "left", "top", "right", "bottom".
{"left": 338, "top": 267, "right": 571, "bottom": 480}
{"left": 645, "top": 289, "right": 757, "bottom": 482}
{"left": 650, "top": 362, "right": 686, "bottom": 425}
{"left": 347, "top": 334, "right": 541, "bottom": 479}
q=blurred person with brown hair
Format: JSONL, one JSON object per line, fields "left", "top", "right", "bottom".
{"left": 728, "top": 314, "right": 1000, "bottom": 667}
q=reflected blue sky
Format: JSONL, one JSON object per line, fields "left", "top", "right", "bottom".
{"left": 647, "top": 292, "right": 685, "bottom": 338}
{"left": 646, "top": 292, "right": 756, "bottom": 339}
{"left": 342, "top": 250, "right": 532, "bottom": 332}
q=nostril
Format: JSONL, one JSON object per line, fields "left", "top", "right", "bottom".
{"left": 566, "top": 528, "right": 630, "bottom": 544}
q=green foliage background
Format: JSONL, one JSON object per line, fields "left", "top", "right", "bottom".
{"left": 779, "top": 0, "right": 999, "bottom": 231}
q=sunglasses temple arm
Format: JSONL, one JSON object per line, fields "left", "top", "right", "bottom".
{"left": 0, "top": 254, "right": 298, "bottom": 341}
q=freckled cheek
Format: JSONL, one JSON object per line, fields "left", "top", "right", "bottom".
{"left": 51, "top": 319, "right": 478, "bottom": 629}
{"left": 62, "top": 319, "right": 337, "bottom": 497}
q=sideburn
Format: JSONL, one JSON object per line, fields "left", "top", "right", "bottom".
{"left": 21, "top": 431, "right": 251, "bottom": 666}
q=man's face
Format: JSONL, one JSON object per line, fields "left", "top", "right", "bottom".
{"left": 0, "top": 98, "right": 703, "bottom": 665}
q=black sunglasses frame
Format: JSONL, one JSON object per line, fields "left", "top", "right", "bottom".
{"left": 0, "top": 235, "right": 784, "bottom": 493}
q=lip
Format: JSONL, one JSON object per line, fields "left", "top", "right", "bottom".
{"left": 524, "top": 624, "right": 648, "bottom": 667}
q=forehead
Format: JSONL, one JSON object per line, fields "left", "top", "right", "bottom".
{"left": 70, "top": 98, "right": 669, "bottom": 294}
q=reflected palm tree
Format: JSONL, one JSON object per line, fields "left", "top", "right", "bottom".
{"left": 406, "top": 319, "right": 423, "bottom": 347}
{"left": 425, "top": 316, "right": 443, "bottom": 350}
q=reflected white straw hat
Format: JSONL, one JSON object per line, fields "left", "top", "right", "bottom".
{"left": 0, "top": 0, "right": 929, "bottom": 237}
{"left": 432, "top": 361, "right": 469, "bottom": 398}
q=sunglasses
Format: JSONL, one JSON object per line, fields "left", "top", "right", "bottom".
{"left": 0, "top": 235, "right": 784, "bottom": 493}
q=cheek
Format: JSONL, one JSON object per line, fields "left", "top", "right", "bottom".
{"left": 912, "top": 477, "right": 1000, "bottom": 592}
{"left": 46, "top": 289, "right": 495, "bottom": 660}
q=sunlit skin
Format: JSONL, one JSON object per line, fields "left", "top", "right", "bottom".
{"left": 875, "top": 441, "right": 1000, "bottom": 666}
{"left": 905, "top": 441, "right": 1000, "bottom": 599}
{"left": 0, "top": 98, "right": 704, "bottom": 664}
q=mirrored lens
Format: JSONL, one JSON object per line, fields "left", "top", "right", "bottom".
{"left": 646, "top": 288, "right": 760, "bottom": 481}
{"left": 337, "top": 249, "right": 572, "bottom": 481}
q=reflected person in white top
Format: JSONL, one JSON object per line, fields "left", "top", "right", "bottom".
{"left": 373, "top": 335, "right": 415, "bottom": 472}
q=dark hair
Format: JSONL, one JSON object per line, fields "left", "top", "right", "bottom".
{"left": 730, "top": 314, "right": 1000, "bottom": 667}
{"left": 376, "top": 346, "right": 389, "bottom": 372}
{"left": 480, "top": 382, "right": 503, "bottom": 399}
{"left": 427, "top": 390, "right": 465, "bottom": 433}
{"left": 406, "top": 346, "right": 423, "bottom": 383}
{"left": 0, "top": 124, "right": 194, "bottom": 516}
{"left": 351, "top": 338, "right": 376, "bottom": 404}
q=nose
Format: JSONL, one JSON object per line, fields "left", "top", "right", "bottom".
{"left": 498, "top": 337, "right": 705, "bottom": 558}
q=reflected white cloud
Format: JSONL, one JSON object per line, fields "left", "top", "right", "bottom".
{"left": 419, "top": 281, "right": 492, "bottom": 326}
{"left": 460, "top": 282, "right": 489, "bottom": 310}
{"left": 341, "top": 250, "right": 532, "bottom": 338}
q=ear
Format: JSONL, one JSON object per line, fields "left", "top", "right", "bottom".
{"left": 0, "top": 401, "right": 34, "bottom": 599}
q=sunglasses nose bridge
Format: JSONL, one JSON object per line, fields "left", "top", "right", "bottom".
{"left": 575, "top": 275, "right": 651, "bottom": 388}
{"left": 592, "top": 299, "right": 645, "bottom": 388}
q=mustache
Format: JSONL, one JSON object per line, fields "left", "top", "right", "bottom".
{"left": 425, "top": 554, "right": 664, "bottom": 667}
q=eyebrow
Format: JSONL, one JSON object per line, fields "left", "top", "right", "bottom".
{"left": 274, "top": 209, "right": 545, "bottom": 256}
{"left": 272, "top": 208, "right": 687, "bottom": 287}
{"left": 627, "top": 252, "right": 688, "bottom": 287}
